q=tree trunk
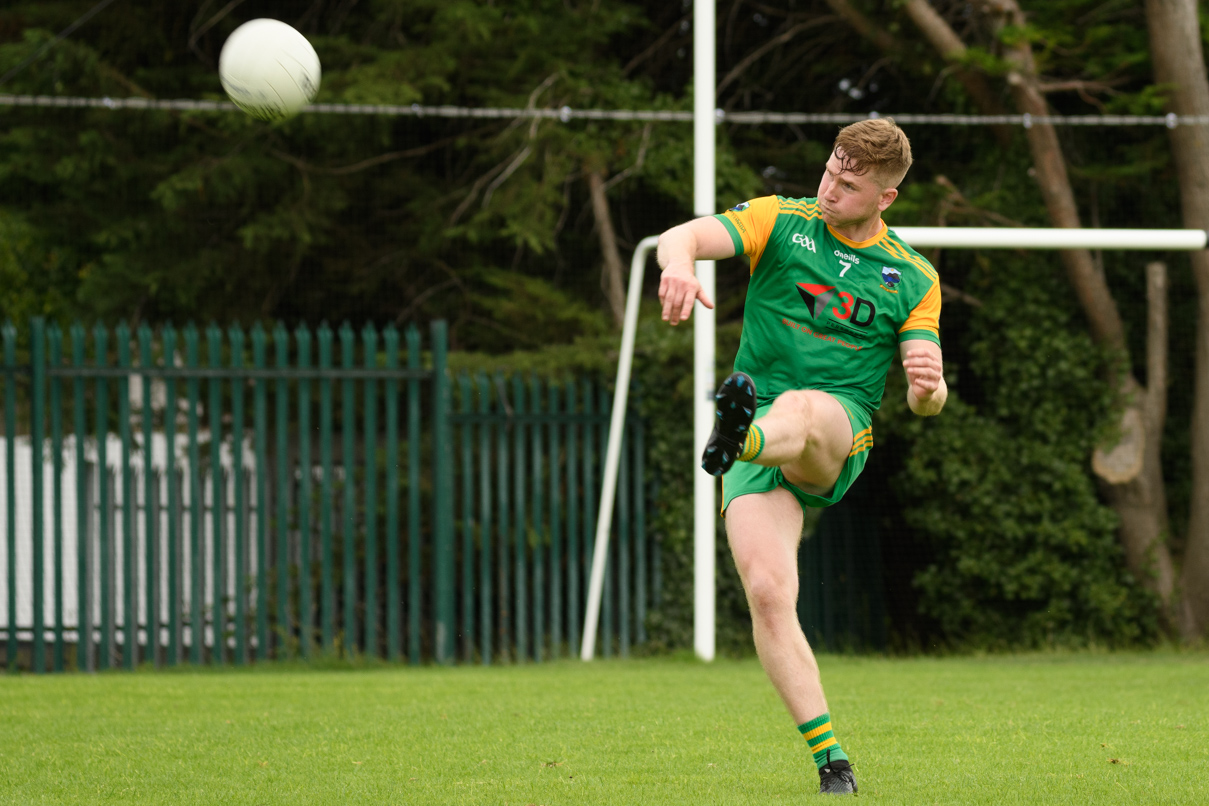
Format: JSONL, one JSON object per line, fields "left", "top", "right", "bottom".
{"left": 1096, "top": 265, "right": 1176, "bottom": 610}
{"left": 898, "top": 0, "right": 1013, "bottom": 147}
{"left": 984, "top": 0, "right": 1176, "bottom": 612}
{"left": 587, "top": 168, "right": 626, "bottom": 328}
{"left": 864, "top": 0, "right": 1177, "bottom": 611}
{"left": 1145, "top": 0, "right": 1209, "bottom": 639}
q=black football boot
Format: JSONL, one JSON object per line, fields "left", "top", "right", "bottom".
{"left": 700, "top": 372, "right": 757, "bottom": 476}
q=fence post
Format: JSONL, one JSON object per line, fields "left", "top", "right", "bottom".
{"left": 162, "top": 326, "right": 179, "bottom": 666}
{"left": 251, "top": 324, "right": 269, "bottom": 661}
{"left": 431, "top": 321, "right": 454, "bottom": 664}
{"left": 384, "top": 326, "right": 400, "bottom": 662}
{"left": 183, "top": 325, "right": 201, "bottom": 665}
{"left": 494, "top": 371, "right": 510, "bottom": 661}
{"left": 295, "top": 325, "right": 312, "bottom": 659}
{"left": 275, "top": 325, "right": 292, "bottom": 659}
{"left": 565, "top": 382, "right": 579, "bottom": 654}
{"left": 601, "top": 386, "right": 614, "bottom": 659}
{"left": 634, "top": 414, "right": 647, "bottom": 645}
{"left": 70, "top": 324, "right": 91, "bottom": 671}
{"left": 105, "top": 470, "right": 117, "bottom": 668}
{"left": 138, "top": 325, "right": 156, "bottom": 668}
{"left": 581, "top": 380, "right": 596, "bottom": 658}
{"left": 229, "top": 325, "right": 247, "bottom": 665}
{"left": 116, "top": 323, "right": 135, "bottom": 670}
{"left": 406, "top": 327, "right": 421, "bottom": 665}
{"left": 340, "top": 323, "right": 356, "bottom": 658}
{"left": 3, "top": 321, "right": 15, "bottom": 670}
{"left": 512, "top": 374, "right": 527, "bottom": 662}
{"left": 362, "top": 323, "right": 378, "bottom": 659}
{"left": 49, "top": 324, "right": 65, "bottom": 672}
{"left": 338, "top": 321, "right": 355, "bottom": 657}
{"left": 548, "top": 381, "right": 561, "bottom": 658}
{"left": 459, "top": 373, "right": 473, "bottom": 663}
{"left": 31, "top": 318, "right": 46, "bottom": 673}
{"left": 476, "top": 372, "right": 492, "bottom": 666}
{"left": 530, "top": 376, "right": 544, "bottom": 664}
{"left": 317, "top": 323, "right": 334, "bottom": 653}
{"left": 207, "top": 325, "right": 225, "bottom": 666}
{"left": 94, "top": 324, "right": 112, "bottom": 670}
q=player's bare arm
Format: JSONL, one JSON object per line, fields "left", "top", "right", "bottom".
{"left": 656, "top": 216, "right": 734, "bottom": 325}
{"left": 901, "top": 340, "right": 946, "bottom": 416}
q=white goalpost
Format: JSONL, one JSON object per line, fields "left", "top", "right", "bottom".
{"left": 579, "top": 225, "right": 1208, "bottom": 662}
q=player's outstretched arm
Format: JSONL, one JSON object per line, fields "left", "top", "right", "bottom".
{"left": 657, "top": 217, "right": 735, "bottom": 325}
{"left": 901, "top": 340, "right": 947, "bottom": 416}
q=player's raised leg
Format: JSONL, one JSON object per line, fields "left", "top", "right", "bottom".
{"left": 703, "top": 374, "right": 853, "bottom": 496}
{"left": 726, "top": 488, "right": 857, "bottom": 794}
{"left": 744, "top": 389, "right": 853, "bottom": 494}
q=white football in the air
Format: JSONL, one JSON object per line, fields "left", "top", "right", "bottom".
{"left": 219, "top": 19, "right": 321, "bottom": 122}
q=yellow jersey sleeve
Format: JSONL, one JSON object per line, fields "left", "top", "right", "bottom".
{"left": 714, "top": 196, "right": 780, "bottom": 273}
{"left": 899, "top": 277, "right": 941, "bottom": 344}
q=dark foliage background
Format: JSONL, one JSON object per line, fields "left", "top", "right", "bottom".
{"left": 0, "top": 0, "right": 1194, "bottom": 650}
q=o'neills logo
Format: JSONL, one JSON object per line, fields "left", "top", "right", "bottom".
{"left": 796, "top": 283, "right": 877, "bottom": 326}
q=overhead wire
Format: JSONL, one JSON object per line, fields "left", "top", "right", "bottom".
{"left": 0, "top": 94, "right": 1201, "bottom": 128}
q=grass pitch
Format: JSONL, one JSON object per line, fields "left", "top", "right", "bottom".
{"left": 1, "top": 651, "right": 1206, "bottom": 804}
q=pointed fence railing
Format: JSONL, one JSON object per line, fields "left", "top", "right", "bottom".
{"left": 0, "top": 318, "right": 651, "bottom": 672}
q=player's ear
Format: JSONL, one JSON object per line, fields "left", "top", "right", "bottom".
{"left": 877, "top": 186, "right": 898, "bottom": 212}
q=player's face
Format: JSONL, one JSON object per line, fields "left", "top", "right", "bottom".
{"left": 817, "top": 149, "right": 896, "bottom": 231}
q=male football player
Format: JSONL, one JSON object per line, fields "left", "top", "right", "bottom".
{"left": 656, "top": 118, "right": 945, "bottom": 795}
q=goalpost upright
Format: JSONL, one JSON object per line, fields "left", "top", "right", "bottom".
{"left": 691, "top": 0, "right": 718, "bottom": 664}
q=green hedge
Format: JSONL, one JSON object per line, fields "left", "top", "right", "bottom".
{"left": 886, "top": 255, "right": 1160, "bottom": 649}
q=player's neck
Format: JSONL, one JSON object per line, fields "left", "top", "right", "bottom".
{"left": 828, "top": 215, "right": 884, "bottom": 245}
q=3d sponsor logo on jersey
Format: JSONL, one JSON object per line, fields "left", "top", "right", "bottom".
{"left": 795, "top": 283, "right": 877, "bottom": 327}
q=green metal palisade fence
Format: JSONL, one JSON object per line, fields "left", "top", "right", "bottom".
{"left": 0, "top": 318, "right": 651, "bottom": 672}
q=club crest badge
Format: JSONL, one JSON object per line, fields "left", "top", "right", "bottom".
{"left": 728, "top": 202, "right": 750, "bottom": 212}
{"left": 880, "top": 267, "right": 902, "bottom": 292}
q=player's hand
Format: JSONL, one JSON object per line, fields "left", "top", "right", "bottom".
{"left": 903, "top": 348, "right": 943, "bottom": 401}
{"left": 659, "top": 264, "right": 715, "bottom": 326}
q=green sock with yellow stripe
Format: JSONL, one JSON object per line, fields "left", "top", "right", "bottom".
{"left": 799, "top": 712, "right": 849, "bottom": 770}
{"left": 738, "top": 424, "right": 764, "bottom": 462}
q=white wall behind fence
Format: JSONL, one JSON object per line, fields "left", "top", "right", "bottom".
{"left": 0, "top": 433, "right": 258, "bottom": 647}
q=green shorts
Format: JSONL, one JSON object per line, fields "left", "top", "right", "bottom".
{"left": 720, "top": 392, "right": 873, "bottom": 514}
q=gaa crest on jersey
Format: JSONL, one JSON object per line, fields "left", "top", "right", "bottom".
{"left": 880, "top": 266, "right": 902, "bottom": 293}
{"left": 728, "top": 202, "right": 750, "bottom": 212}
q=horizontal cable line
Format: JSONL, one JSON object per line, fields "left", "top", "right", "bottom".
{"left": 0, "top": 93, "right": 1203, "bottom": 127}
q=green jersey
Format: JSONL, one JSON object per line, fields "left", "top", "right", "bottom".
{"left": 715, "top": 195, "right": 941, "bottom": 414}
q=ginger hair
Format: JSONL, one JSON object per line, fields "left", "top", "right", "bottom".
{"left": 832, "top": 118, "right": 913, "bottom": 188}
